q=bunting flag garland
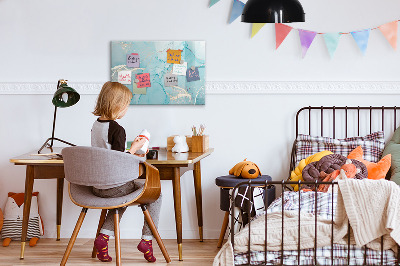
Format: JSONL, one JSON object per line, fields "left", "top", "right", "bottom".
{"left": 378, "top": 21, "right": 398, "bottom": 50}
{"left": 323, "top": 33, "right": 341, "bottom": 58}
{"left": 275, "top": 23, "right": 293, "bottom": 49}
{"left": 229, "top": 0, "right": 245, "bottom": 24}
{"left": 251, "top": 23, "right": 266, "bottom": 38}
{"left": 298, "top": 30, "right": 317, "bottom": 58}
{"left": 351, "top": 29, "right": 370, "bottom": 55}
{"left": 207, "top": 4, "right": 400, "bottom": 57}
{"left": 209, "top": 0, "right": 220, "bottom": 8}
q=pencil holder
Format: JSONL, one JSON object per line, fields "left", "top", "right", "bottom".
{"left": 191, "top": 135, "right": 209, "bottom": 153}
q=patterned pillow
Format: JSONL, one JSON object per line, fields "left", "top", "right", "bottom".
{"left": 294, "top": 131, "right": 385, "bottom": 166}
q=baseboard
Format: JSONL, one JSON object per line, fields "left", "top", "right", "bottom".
{"left": 1, "top": 81, "right": 400, "bottom": 95}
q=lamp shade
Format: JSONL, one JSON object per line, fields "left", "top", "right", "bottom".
{"left": 52, "top": 84, "right": 80, "bottom": 108}
{"left": 241, "top": 0, "right": 305, "bottom": 23}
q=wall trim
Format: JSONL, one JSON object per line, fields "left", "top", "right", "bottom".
{"left": 1, "top": 81, "right": 400, "bottom": 95}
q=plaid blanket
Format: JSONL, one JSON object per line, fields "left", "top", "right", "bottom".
{"left": 234, "top": 191, "right": 397, "bottom": 265}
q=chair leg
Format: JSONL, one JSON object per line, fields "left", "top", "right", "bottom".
{"left": 114, "top": 209, "right": 121, "bottom": 266}
{"left": 91, "top": 209, "right": 108, "bottom": 258}
{"left": 217, "top": 211, "right": 230, "bottom": 248}
{"left": 60, "top": 208, "right": 88, "bottom": 266}
{"left": 141, "top": 205, "right": 171, "bottom": 263}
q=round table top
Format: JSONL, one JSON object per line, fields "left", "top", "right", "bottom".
{"left": 215, "top": 175, "right": 272, "bottom": 188}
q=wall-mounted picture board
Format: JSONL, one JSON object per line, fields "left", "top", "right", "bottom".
{"left": 111, "top": 41, "right": 205, "bottom": 105}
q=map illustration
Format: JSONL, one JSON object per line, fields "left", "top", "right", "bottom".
{"left": 111, "top": 41, "right": 205, "bottom": 105}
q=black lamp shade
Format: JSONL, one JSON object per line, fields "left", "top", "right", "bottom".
{"left": 52, "top": 84, "right": 80, "bottom": 108}
{"left": 242, "top": 0, "right": 305, "bottom": 23}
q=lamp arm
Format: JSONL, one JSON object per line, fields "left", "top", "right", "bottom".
{"left": 50, "top": 105, "right": 57, "bottom": 148}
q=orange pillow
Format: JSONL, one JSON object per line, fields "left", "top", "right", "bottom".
{"left": 347, "top": 146, "right": 391, "bottom": 180}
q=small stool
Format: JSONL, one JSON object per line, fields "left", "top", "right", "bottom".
{"left": 215, "top": 175, "right": 275, "bottom": 248}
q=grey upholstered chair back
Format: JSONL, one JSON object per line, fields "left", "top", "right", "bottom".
{"left": 62, "top": 146, "right": 145, "bottom": 188}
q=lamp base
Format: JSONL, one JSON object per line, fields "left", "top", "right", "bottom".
{"left": 38, "top": 137, "right": 76, "bottom": 154}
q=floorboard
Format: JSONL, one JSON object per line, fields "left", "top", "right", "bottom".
{"left": 0, "top": 239, "right": 222, "bottom": 265}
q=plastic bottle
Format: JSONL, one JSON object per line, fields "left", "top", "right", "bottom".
{"left": 136, "top": 129, "right": 150, "bottom": 154}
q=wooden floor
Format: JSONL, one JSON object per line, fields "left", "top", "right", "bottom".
{"left": 0, "top": 239, "right": 221, "bottom": 265}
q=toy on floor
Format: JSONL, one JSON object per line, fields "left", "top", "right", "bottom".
{"left": 1, "top": 192, "right": 44, "bottom": 247}
{"left": 229, "top": 159, "right": 261, "bottom": 179}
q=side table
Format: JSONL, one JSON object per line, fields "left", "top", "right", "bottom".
{"left": 215, "top": 175, "right": 275, "bottom": 248}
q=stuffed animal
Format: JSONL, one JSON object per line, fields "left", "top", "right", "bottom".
{"left": 1, "top": 192, "right": 44, "bottom": 247}
{"left": 229, "top": 159, "right": 261, "bottom": 179}
{"left": 172, "top": 135, "right": 189, "bottom": 153}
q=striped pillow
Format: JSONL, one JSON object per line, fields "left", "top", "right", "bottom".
{"left": 294, "top": 131, "right": 385, "bottom": 166}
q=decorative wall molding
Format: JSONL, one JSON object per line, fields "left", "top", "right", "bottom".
{"left": 1, "top": 81, "right": 400, "bottom": 95}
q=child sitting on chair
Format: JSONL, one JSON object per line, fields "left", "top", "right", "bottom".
{"left": 91, "top": 81, "right": 162, "bottom": 263}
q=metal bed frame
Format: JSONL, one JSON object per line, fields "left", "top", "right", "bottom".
{"left": 230, "top": 106, "right": 400, "bottom": 266}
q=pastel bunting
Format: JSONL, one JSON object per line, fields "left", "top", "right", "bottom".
{"left": 379, "top": 21, "right": 397, "bottom": 50}
{"left": 275, "top": 23, "right": 293, "bottom": 49}
{"left": 323, "top": 33, "right": 341, "bottom": 58}
{"left": 298, "top": 29, "right": 317, "bottom": 58}
{"left": 251, "top": 23, "right": 266, "bottom": 38}
{"left": 229, "top": 0, "right": 245, "bottom": 24}
{"left": 209, "top": 0, "right": 220, "bottom": 7}
{"left": 351, "top": 29, "right": 371, "bottom": 55}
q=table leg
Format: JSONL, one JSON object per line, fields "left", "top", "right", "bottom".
{"left": 172, "top": 167, "right": 183, "bottom": 261}
{"left": 56, "top": 178, "right": 64, "bottom": 241}
{"left": 20, "top": 165, "right": 35, "bottom": 259}
{"left": 193, "top": 161, "right": 203, "bottom": 242}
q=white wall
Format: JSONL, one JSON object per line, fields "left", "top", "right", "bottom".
{"left": 1, "top": 0, "right": 400, "bottom": 239}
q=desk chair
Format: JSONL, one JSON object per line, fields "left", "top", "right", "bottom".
{"left": 60, "top": 146, "right": 171, "bottom": 265}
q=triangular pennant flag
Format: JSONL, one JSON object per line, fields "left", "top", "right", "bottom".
{"left": 229, "top": 0, "right": 245, "bottom": 24}
{"left": 251, "top": 23, "right": 266, "bottom": 38}
{"left": 323, "top": 33, "right": 341, "bottom": 58}
{"left": 298, "top": 29, "right": 317, "bottom": 58}
{"left": 275, "top": 23, "right": 293, "bottom": 49}
{"left": 209, "top": 0, "right": 220, "bottom": 7}
{"left": 351, "top": 29, "right": 370, "bottom": 55}
{"left": 378, "top": 21, "right": 398, "bottom": 50}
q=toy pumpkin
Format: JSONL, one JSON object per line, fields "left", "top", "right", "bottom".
{"left": 229, "top": 159, "right": 261, "bottom": 179}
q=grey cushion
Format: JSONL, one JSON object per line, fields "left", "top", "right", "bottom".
{"left": 62, "top": 146, "right": 145, "bottom": 188}
{"left": 69, "top": 180, "right": 145, "bottom": 208}
{"left": 382, "top": 126, "right": 400, "bottom": 184}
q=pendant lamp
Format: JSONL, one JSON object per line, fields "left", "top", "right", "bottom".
{"left": 38, "top": 79, "right": 80, "bottom": 154}
{"left": 242, "top": 0, "right": 305, "bottom": 23}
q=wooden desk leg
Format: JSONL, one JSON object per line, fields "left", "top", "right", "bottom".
{"left": 193, "top": 161, "right": 203, "bottom": 242}
{"left": 20, "top": 165, "right": 35, "bottom": 259}
{"left": 56, "top": 178, "right": 64, "bottom": 241}
{"left": 172, "top": 167, "right": 183, "bottom": 261}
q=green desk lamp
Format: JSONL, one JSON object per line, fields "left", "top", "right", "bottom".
{"left": 38, "top": 79, "right": 80, "bottom": 154}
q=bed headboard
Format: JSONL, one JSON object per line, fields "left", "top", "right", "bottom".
{"left": 290, "top": 106, "right": 400, "bottom": 179}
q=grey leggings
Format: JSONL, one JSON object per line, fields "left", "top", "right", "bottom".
{"left": 92, "top": 180, "right": 162, "bottom": 240}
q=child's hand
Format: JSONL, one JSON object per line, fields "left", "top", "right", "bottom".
{"left": 129, "top": 137, "right": 147, "bottom": 155}
{"left": 134, "top": 149, "right": 149, "bottom": 157}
